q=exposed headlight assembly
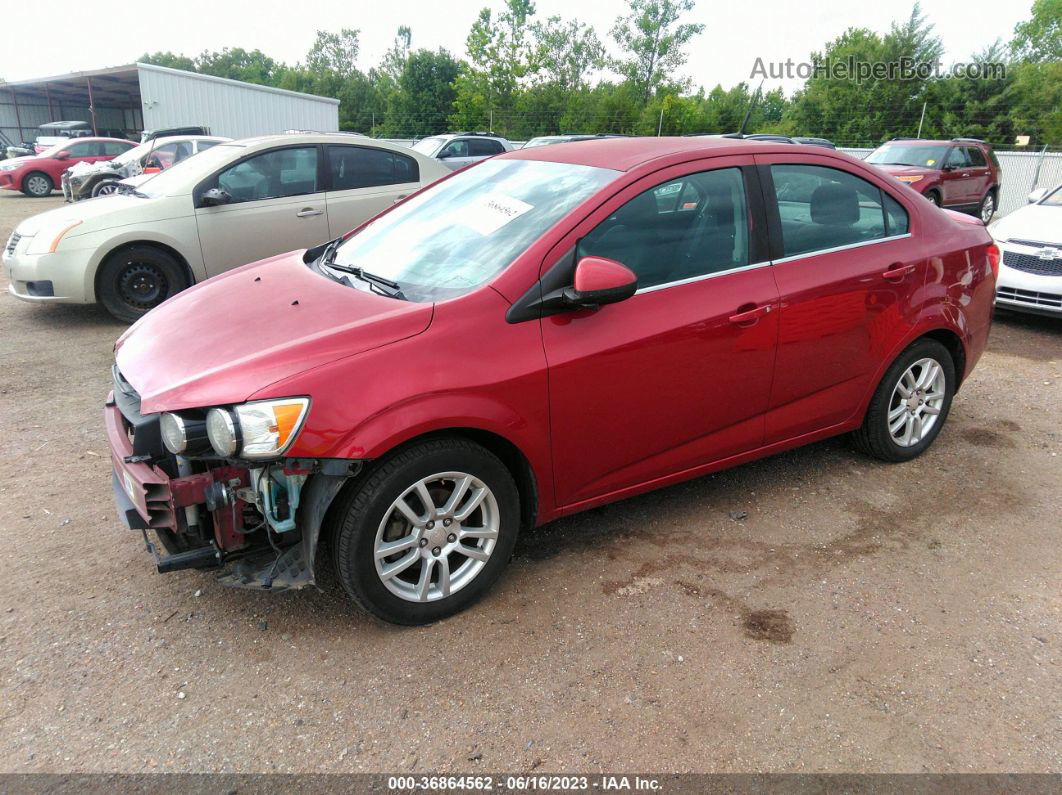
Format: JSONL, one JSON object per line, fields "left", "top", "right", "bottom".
{"left": 160, "top": 412, "right": 210, "bottom": 455}
{"left": 205, "top": 398, "right": 309, "bottom": 460}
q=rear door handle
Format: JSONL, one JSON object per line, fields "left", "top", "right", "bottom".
{"left": 728, "top": 304, "right": 772, "bottom": 326}
{"left": 296, "top": 208, "right": 324, "bottom": 217}
{"left": 882, "top": 263, "right": 916, "bottom": 282}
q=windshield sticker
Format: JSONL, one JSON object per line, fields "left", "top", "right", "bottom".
{"left": 926, "top": 159, "right": 935, "bottom": 166}
{"left": 460, "top": 194, "right": 533, "bottom": 236}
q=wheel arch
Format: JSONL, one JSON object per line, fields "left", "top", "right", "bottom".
{"left": 921, "top": 327, "right": 967, "bottom": 386}
{"left": 93, "top": 240, "right": 196, "bottom": 302}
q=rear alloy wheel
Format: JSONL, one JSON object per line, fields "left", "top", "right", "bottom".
{"left": 333, "top": 438, "right": 520, "bottom": 624}
{"left": 98, "top": 245, "right": 189, "bottom": 323}
{"left": 851, "top": 338, "right": 955, "bottom": 462}
{"left": 979, "top": 191, "right": 996, "bottom": 224}
{"left": 21, "top": 172, "right": 53, "bottom": 197}
{"left": 92, "top": 179, "right": 121, "bottom": 198}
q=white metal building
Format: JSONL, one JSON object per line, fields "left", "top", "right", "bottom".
{"left": 0, "top": 63, "right": 339, "bottom": 145}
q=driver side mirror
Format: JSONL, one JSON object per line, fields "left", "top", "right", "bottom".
{"left": 562, "top": 256, "right": 638, "bottom": 308}
{"left": 1028, "top": 187, "right": 1048, "bottom": 204}
{"left": 201, "top": 187, "right": 232, "bottom": 206}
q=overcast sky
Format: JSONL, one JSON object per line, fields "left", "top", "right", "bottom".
{"left": 0, "top": 0, "right": 1032, "bottom": 95}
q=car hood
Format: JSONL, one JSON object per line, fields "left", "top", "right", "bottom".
{"left": 2, "top": 155, "right": 34, "bottom": 168}
{"left": 67, "top": 159, "right": 120, "bottom": 178}
{"left": 114, "top": 251, "right": 434, "bottom": 414}
{"left": 989, "top": 205, "right": 1060, "bottom": 245}
{"left": 14, "top": 193, "right": 179, "bottom": 237}
{"left": 873, "top": 164, "right": 938, "bottom": 178}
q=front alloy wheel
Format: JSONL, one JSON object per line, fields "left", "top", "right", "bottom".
{"left": 374, "top": 472, "right": 500, "bottom": 602}
{"left": 333, "top": 438, "right": 520, "bottom": 624}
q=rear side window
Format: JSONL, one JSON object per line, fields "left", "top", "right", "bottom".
{"left": 771, "top": 164, "right": 902, "bottom": 258}
{"left": 216, "top": 146, "right": 318, "bottom": 203}
{"left": 966, "top": 146, "right": 987, "bottom": 167}
{"left": 578, "top": 167, "right": 749, "bottom": 289}
{"left": 883, "top": 193, "right": 909, "bottom": 236}
{"left": 328, "top": 145, "right": 419, "bottom": 190}
{"left": 468, "top": 139, "right": 505, "bottom": 156}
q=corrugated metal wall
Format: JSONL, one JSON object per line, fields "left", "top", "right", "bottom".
{"left": 840, "top": 147, "right": 1062, "bottom": 219}
{"left": 137, "top": 64, "right": 338, "bottom": 139}
{"left": 0, "top": 101, "right": 129, "bottom": 145}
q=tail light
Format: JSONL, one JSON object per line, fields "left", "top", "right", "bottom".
{"left": 986, "top": 243, "right": 1000, "bottom": 280}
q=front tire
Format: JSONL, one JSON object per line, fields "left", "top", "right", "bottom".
{"left": 925, "top": 190, "right": 942, "bottom": 207}
{"left": 851, "top": 338, "right": 956, "bottom": 462}
{"left": 332, "top": 438, "right": 520, "bottom": 625}
{"left": 92, "top": 179, "right": 121, "bottom": 198}
{"left": 98, "top": 245, "right": 189, "bottom": 323}
{"left": 21, "top": 172, "right": 53, "bottom": 197}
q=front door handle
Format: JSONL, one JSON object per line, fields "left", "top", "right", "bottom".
{"left": 296, "top": 207, "right": 324, "bottom": 217}
{"left": 882, "top": 263, "right": 916, "bottom": 282}
{"left": 393, "top": 194, "right": 409, "bottom": 204}
{"left": 729, "top": 304, "right": 772, "bottom": 326}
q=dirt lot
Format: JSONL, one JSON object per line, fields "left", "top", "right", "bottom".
{"left": 0, "top": 191, "right": 1059, "bottom": 774}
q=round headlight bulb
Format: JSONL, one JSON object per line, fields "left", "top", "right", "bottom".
{"left": 206, "top": 408, "right": 240, "bottom": 457}
{"left": 160, "top": 412, "right": 189, "bottom": 454}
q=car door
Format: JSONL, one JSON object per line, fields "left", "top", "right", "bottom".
{"left": 542, "top": 158, "right": 780, "bottom": 507}
{"left": 193, "top": 145, "right": 329, "bottom": 276}
{"left": 323, "top": 144, "right": 421, "bottom": 238}
{"left": 756, "top": 156, "right": 923, "bottom": 443}
{"left": 941, "top": 145, "right": 974, "bottom": 206}
{"left": 437, "top": 139, "right": 475, "bottom": 171}
{"left": 964, "top": 146, "right": 992, "bottom": 202}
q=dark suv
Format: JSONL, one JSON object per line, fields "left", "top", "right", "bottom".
{"left": 865, "top": 138, "right": 1001, "bottom": 223}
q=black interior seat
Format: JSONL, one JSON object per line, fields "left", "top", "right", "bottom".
{"left": 789, "top": 182, "right": 859, "bottom": 254}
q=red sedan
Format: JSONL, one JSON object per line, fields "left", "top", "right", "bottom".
{"left": 0, "top": 136, "right": 135, "bottom": 196}
{"left": 105, "top": 137, "right": 998, "bottom": 624}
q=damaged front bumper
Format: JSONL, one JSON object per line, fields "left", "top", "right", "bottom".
{"left": 104, "top": 369, "right": 353, "bottom": 591}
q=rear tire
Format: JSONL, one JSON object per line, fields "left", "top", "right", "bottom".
{"left": 851, "top": 338, "right": 956, "bottom": 463}
{"left": 98, "top": 245, "right": 189, "bottom": 323}
{"left": 21, "top": 172, "right": 53, "bottom": 197}
{"left": 332, "top": 438, "right": 520, "bottom": 625}
{"left": 978, "top": 190, "right": 996, "bottom": 224}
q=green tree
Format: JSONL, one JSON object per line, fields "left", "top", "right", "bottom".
{"left": 531, "top": 16, "right": 605, "bottom": 92}
{"left": 305, "top": 28, "right": 361, "bottom": 79}
{"left": 1010, "top": 0, "right": 1062, "bottom": 63}
{"left": 383, "top": 49, "right": 460, "bottom": 137}
{"left": 195, "top": 48, "right": 281, "bottom": 85}
{"left": 610, "top": 0, "right": 705, "bottom": 105}
{"left": 139, "top": 51, "right": 197, "bottom": 72}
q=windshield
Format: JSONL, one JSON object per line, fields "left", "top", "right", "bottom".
{"left": 412, "top": 137, "right": 444, "bottom": 155}
{"left": 326, "top": 158, "right": 620, "bottom": 302}
{"left": 1041, "top": 186, "right": 1062, "bottom": 207}
{"left": 866, "top": 144, "right": 945, "bottom": 168}
{"left": 136, "top": 143, "right": 245, "bottom": 197}
{"left": 112, "top": 141, "right": 155, "bottom": 166}
{"left": 523, "top": 137, "right": 562, "bottom": 148}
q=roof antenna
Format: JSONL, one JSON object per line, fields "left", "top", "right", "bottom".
{"left": 725, "top": 79, "right": 764, "bottom": 139}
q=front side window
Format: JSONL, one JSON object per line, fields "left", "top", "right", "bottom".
{"left": 328, "top": 145, "right": 419, "bottom": 190}
{"left": 440, "top": 140, "right": 470, "bottom": 158}
{"left": 216, "top": 146, "right": 318, "bottom": 203}
{"left": 67, "top": 142, "right": 102, "bottom": 157}
{"left": 577, "top": 167, "right": 750, "bottom": 289}
{"left": 771, "top": 164, "right": 903, "bottom": 258}
{"left": 326, "top": 158, "right": 619, "bottom": 302}
{"left": 102, "top": 141, "right": 131, "bottom": 156}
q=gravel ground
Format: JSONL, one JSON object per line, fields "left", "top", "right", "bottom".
{"left": 0, "top": 191, "right": 1059, "bottom": 774}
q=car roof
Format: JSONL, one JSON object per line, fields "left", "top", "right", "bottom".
{"left": 231, "top": 133, "right": 424, "bottom": 155}
{"left": 501, "top": 136, "right": 847, "bottom": 172}
{"left": 58, "top": 136, "right": 135, "bottom": 144}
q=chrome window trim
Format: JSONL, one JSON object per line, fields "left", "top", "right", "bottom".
{"left": 772, "top": 233, "right": 912, "bottom": 265}
{"left": 635, "top": 260, "right": 772, "bottom": 295}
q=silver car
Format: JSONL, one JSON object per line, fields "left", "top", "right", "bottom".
{"left": 411, "top": 132, "right": 513, "bottom": 171}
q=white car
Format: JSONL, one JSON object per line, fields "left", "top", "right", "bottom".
{"left": 3, "top": 133, "right": 450, "bottom": 321}
{"left": 410, "top": 132, "right": 513, "bottom": 171}
{"left": 989, "top": 184, "right": 1062, "bottom": 317}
